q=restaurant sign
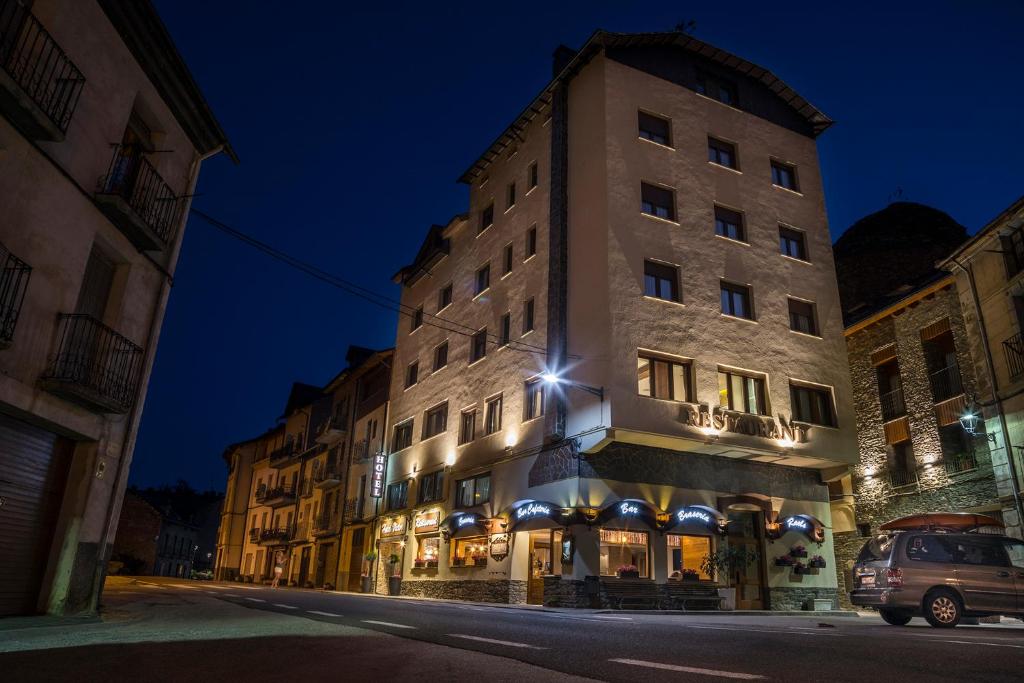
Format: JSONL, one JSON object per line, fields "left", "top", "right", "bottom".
{"left": 508, "top": 499, "right": 565, "bottom": 531}
{"left": 379, "top": 516, "right": 407, "bottom": 539}
{"left": 370, "top": 452, "right": 388, "bottom": 498}
{"left": 414, "top": 508, "right": 441, "bottom": 534}
{"left": 668, "top": 505, "right": 729, "bottom": 535}
{"left": 768, "top": 514, "right": 826, "bottom": 544}
{"left": 681, "top": 404, "right": 811, "bottom": 443}
{"left": 489, "top": 533, "right": 509, "bottom": 561}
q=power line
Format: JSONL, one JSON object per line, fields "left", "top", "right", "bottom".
{"left": 190, "top": 208, "right": 579, "bottom": 361}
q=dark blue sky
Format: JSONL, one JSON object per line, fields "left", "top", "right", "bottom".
{"left": 133, "top": 1, "right": 1024, "bottom": 490}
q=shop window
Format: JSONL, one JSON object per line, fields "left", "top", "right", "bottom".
{"left": 667, "top": 534, "right": 712, "bottom": 580}
{"left": 414, "top": 536, "right": 440, "bottom": 568}
{"left": 456, "top": 472, "right": 491, "bottom": 507}
{"left": 637, "top": 354, "right": 692, "bottom": 402}
{"left": 451, "top": 537, "right": 489, "bottom": 567}
{"left": 599, "top": 529, "right": 650, "bottom": 578}
{"left": 718, "top": 369, "right": 768, "bottom": 415}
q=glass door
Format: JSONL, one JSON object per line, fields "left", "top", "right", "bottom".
{"left": 727, "top": 511, "right": 765, "bottom": 609}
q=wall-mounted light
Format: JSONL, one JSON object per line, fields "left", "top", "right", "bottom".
{"left": 505, "top": 431, "right": 517, "bottom": 449}
{"left": 445, "top": 451, "right": 456, "bottom": 467}
{"left": 777, "top": 436, "right": 795, "bottom": 449}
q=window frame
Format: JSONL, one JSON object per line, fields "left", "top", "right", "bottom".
{"left": 779, "top": 225, "right": 809, "bottom": 261}
{"left": 438, "top": 283, "right": 453, "bottom": 311}
{"left": 410, "top": 306, "right": 423, "bottom": 333}
{"left": 506, "top": 181, "right": 516, "bottom": 211}
{"left": 523, "top": 298, "right": 535, "bottom": 334}
{"left": 484, "top": 394, "right": 503, "bottom": 435}
{"left": 469, "top": 328, "right": 487, "bottom": 364}
{"left": 386, "top": 479, "right": 410, "bottom": 511}
{"left": 417, "top": 469, "right": 445, "bottom": 505}
{"left": 640, "top": 182, "right": 676, "bottom": 222}
{"left": 479, "top": 203, "right": 494, "bottom": 234}
{"left": 788, "top": 297, "right": 819, "bottom": 336}
{"left": 528, "top": 161, "right": 539, "bottom": 191}
{"left": 404, "top": 361, "right": 419, "bottom": 389}
{"left": 523, "top": 378, "right": 545, "bottom": 421}
{"left": 422, "top": 401, "right": 449, "bottom": 440}
{"left": 714, "top": 205, "right": 746, "bottom": 242}
{"left": 720, "top": 281, "right": 754, "bottom": 320}
{"left": 643, "top": 259, "right": 681, "bottom": 303}
{"left": 458, "top": 408, "right": 477, "bottom": 445}
{"left": 392, "top": 419, "right": 414, "bottom": 452}
{"left": 637, "top": 353, "right": 694, "bottom": 403}
{"left": 717, "top": 368, "right": 769, "bottom": 416}
{"left": 503, "top": 242, "right": 514, "bottom": 276}
{"left": 474, "top": 263, "right": 491, "bottom": 296}
{"left": 498, "top": 312, "right": 511, "bottom": 347}
{"left": 638, "top": 110, "right": 672, "bottom": 147}
{"left": 770, "top": 159, "right": 799, "bottom": 192}
{"left": 455, "top": 472, "right": 492, "bottom": 508}
{"left": 707, "top": 136, "right": 739, "bottom": 170}
{"left": 789, "top": 381, "right": 837, "bottom": 427}
{"left": 433, "top": 340, "right": 449, "bottom": 371}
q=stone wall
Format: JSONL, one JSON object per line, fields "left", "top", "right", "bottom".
{"left": 768, "top": 586, "right": 840, "bottom": 611}
{"left": 832, "top": 531, "right": 865, "bottom": 610}
{"left": 400, "top": 579, "right": 527, "bottom": 604}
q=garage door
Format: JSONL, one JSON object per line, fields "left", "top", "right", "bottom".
{"left": 0, "top": 412, "right": 73, "bottom": 615}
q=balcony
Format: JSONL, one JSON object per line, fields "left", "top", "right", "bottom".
{"left": 312, "top": 511, "right": 339, "bottom": 537}
{"left": 879, "top": 387, "right": 906, "bottom": 422}
{"left": 929, "top": 364, "right": 964, "bottom": 403}
{"left": 290, "top": 520, "right": 309, "bottom": 543}
{"left": 353, "top": 439, "right": 372, "bottom": 463}
{"left": 888, "top": 467, "right": 919, "bottom": 490}
{"left": 943, "top": 452, "right": 978, "bottom": 476}
{"left": 342, "top": 498, "right": 367, "bottom": 524}
{"left": 258, "top": 527, "right": 291, "bottom": 545}
{"left": 0, "top": 1, "right": 85, "bottom": 140}
{"left": 315, "top": 414, "right": 347, "bottom": 444}
{"left": 0, "top": 243, "right": 31, "bottom": 348}
{"left": 269, "top": 441, "right": 300, "bottom": 469}
{"left": 1004, "top": 333, "right": 1024, "bottom": 381}
{"left": 40, "top": 314, "right": 143, "bottom": 414}
{"left": 298, "top": 477, "right": 314, "bottom": 498}
{"left": 255, "top": 484, "right": 296, "bottom": 508}
{"left": 94, "top": 144, "right": 182, "bottom": 252}
{"left": 313, "top": 463, "right": 341, "bottom": 489}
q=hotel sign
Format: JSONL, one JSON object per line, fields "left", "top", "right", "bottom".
{"left": 379, "top": 516, "right": 406, "bottom": 539}
{"left": 414, "top": 508, "right": 441, "bottom": 534}
{"left": 370, "top": 452, "right": 388, "bottom": 498}
{"left": 681, "top": 404, "right": 811, "bottom": 443}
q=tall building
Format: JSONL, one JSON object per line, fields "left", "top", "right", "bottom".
{"left": 378, "top": 30, "right": 857, "bottom": 609}
{"left": 0, "top": 0, "right": 231, "bottom": 615}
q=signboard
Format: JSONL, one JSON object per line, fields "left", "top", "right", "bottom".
{"left": 680, "top": 404, "right": 811, "bottom": 443}
{"left": 370, "top": 453, "right": 388, "bottom": 498}
{"left": 595, "top": 499, "right": 659, "bottom": 529}
{"left": 413, "top": 508, "right": 441, "bottom": 534}
{"left": 560, "top": 535, "right": 574, "bottom": 564}
{"left": 769, "top": 514, "right": 826, "bottom": 544}
{"left": 667, "top": 505, "right": 729, "bottom": 535}
{"left": 489, "top": 533, "right": 509, "bottom": 561}
{"left": 379, "top": 516, "right": 406, "bottom": 539}
{"left": 507, "top": 500, "right": 564, "bottom": 531}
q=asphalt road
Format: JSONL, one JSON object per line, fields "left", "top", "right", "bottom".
{"left": 129, "top": 578, "right": 1024, "bottom": 682}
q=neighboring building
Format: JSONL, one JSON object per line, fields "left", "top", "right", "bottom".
{"left": 0, "top": 0, "right": 232, "bottom": 616}
{"left": 832, "top": 203, "right": 1003, "bottom": 605}
{"left": 214, "top": 435, "right": 260, "bottom": 580}
{"left": 940, "top": 195, "right": 1024, "bottom": 540}
{"left": 378, "top": 30, "right": 858, "bottom": 609}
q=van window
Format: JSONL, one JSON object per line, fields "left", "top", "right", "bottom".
{"left": 905, "top": 535, "right": 955, "bottom": 563}
{"left": 857, "top": 535, "right": 895, "bottom": 563}
{"left": 1005, "top": 540, "right": 1024, "bottom": 568}
{"left": 949, "top": 537, "right": 1009, "bottom": 567}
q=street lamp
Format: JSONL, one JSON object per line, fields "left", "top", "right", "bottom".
{"left": 541, "top": 371, "right": 604, "bottom": 401}
{"left": 960, "top": 404, "right": 996, "bottom": 443}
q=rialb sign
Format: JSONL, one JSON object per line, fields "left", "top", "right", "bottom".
{"left": 370, "top": 453, "right": 388, "bottom": 498}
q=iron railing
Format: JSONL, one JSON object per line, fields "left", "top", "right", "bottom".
{"left": 943, "top": 452, "right": 978, "bottom": 475}
{"left": 0, "top": 243, "right": 31, "bottom": 345}
{"left": 928, "top": 364, "right": 963, "bottom": 403}
{"left": 259, "top": 527, "right": 291, "bottom": 544}
{"left": 888, "top": 467, "right": 918, "bottom": 489}
{"left": 43, "top": 313, "right": 143, "bottom": 412}
{"left": 269, "top": 440, "right": 297, "bottom": 464}
{"left": 0, "top": 0, "right": 85, "bottom": 133}
{"left": 354, "top": 439, "right": 371, "bottom": 462}
{"left": 313, "top": 511, "right": 338, "bottom": 536}
{"left": 879, "top": 387, "right": 906, "bottom": 422}
{"left": 1004, "top": 333, "right": 1024, "bottom": 380}
{"left": 248, "top": 528, "right": 261, "bottom": 544}
{"left": 97, "top": 144, "right": 181, "bottom": 245}
{"left": 255, "top": 483, "right": 296, "bottom": 505}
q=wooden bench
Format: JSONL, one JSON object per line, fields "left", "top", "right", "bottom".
{"left": 601, "top": 579, "right": 661, "bottom": 610}
{"left": 662, "top": 582, "right": 725, "bottom": 611}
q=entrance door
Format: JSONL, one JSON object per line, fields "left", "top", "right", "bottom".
{"left": 0, "top": 413, "right": 73, "bottom": 616}
{"left": 347, "top": 528, "right": 365, "bottom": 591}
{"left": 727, "top": 511, "right": 766, "bottom": 610}
{"left": 298, "top": 546, "right": 311, "bottom": 586}
{"left": 527, "top": 531, "right": 552, "bottom": 605}
{"left": 314, "top": 544, "right": 327, "bottom": 587}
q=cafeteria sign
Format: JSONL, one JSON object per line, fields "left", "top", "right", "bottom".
{"left": 370, "top": 452, "right": 388, "bottom": 498}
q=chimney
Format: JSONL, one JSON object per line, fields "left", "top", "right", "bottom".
{"left": 552, "top": 45, "right": 576, "bottom": 77}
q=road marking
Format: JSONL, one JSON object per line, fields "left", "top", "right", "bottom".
{"left": 273, "top": 604, "right": 298, "bottom": 609}
{"left": 592, "top": 615, "right": 633, "bottom": 621}
{"left": 307, "top": 610, "right": 343, "bottom": 617}
{"left": 610, "top": 658, "right": 765, "bottom": 680}
{"left": 447, "top": 634, "right": 546, "bottom": 649}
{"left": 681, "top": 624, "right": 840, "bottom": 637}
{"left": 244, "top": 598, "right": 266, "bottom": 603}
{"left": 937, "top": 639, "right": 1024, "bottom": 649}
{"left": 223, "top": 593, "right": 239, "bottom": 598}
{"left": 362, "top": 620, "right": 415, "bottom": 629}
{"left": 204, "top": 591, "right": 219, "bottom": 595}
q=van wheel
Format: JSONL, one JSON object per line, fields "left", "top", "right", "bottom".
{"left": 924, "top": 590, "right": 962, "bottom": 628}
{"left": 879, "top": 609, "right": 912, "bottom": 626}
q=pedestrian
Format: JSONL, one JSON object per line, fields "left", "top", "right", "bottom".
{"left": 271, "top": 551, "right": 285, "bottom": 588}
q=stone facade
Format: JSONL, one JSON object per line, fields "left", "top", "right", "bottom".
{"left": 401, "top": 579, "right": 527, "bottom": 604}
{"left": 768, "top": 586, "right": 840, "bottom": 611}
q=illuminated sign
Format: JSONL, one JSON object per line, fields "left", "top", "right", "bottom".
{"left": 370, "top": 453, "right": 388, "bottom": 498}
{"left": 457, "top": 515, "right": 476, "bottom": 528}
{"left": 489, "top": 533, "right": 509, "bottom": 561}
{"left": 776, "top": 514, "right": 826, "bottom": 544}
{"left": 681, "top": 404, "right": 811, "bottom": 443}
{"left": 413, "top": 509, "right": 440, "bottom": 534}
{"left": 379, "top": 516, "right": 406, "bottom": 539}
{"left": 677, "top": 509, "right": 711, "bottom": 525}
{"left": 785, "top": 517, "right": 809, "bottom": 531}
{"left": 669, "top": 505, "right": 729, "bottom": 534}
{"left": 620, "top": 502, "right": 640, "bottom": 516}
{"left": 516, "top": 502, "right": 552, "bottom": 520}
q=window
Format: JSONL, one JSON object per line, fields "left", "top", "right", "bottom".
{"left": 386, "top": 480, "right": 409, "bottom": 510}
{"left": 718, "top": 369, "right": 768, "bottom": 415}
{"left": 484, "top": 395, "right": 502, "bottom": 435}
{"left": 498, "top": 312, "right": 511, "bottom": 346}
{"left": 695, "top": 71, "right": 738, "bottom": 106}
{"left": 528, "top": 162, "right": 538, "bottom": 190}
{"left": 1000, "top": 227, "right": 1024, "bottom": 279}
{"left": 790, "top": 383, "right": 836, "bottom": 426}
{"left": 720, "top": 281, "right": 753, "bottom": 319}
{"left": 503, "top": 243, "right": 514, "bottom": 275}
{"left": 416, "top": 536, "right": 440, "bottom": 566}
{"left": 905, "top": 535, "right": 956, "bottom": 563}
{"left": 714, "top": 205, "right": 745, "bottom": 241}
{"left": 523, "top": 298, "right": 535, "bottom": 333}
{"left": 459, "top": 409, "right": 477, "bottom": 445}
{"left": 410, "top": 306, "right": 423, "bottom": 332}
{"left": 788, "top": 298, "right": 818, "bottom": 335}
{"left": 707, "top": 137, "right": 737, "bottom": 169}
{"left": 451, "top": 536, "right": 489, "bottom": 566}
{"left": 600, "top": 529, "right": 649, "bottom": 578}
{"left": 946, "top": 537, "right": 1010, "bottom": 567}
{"left": 877, "top": 359, "right": 906, "bottom": 422}
{"left": 470, "top": 328, "right": 487, "bottom": 363}
{"left": 778, "top": 226, "right": 808, "bottom": 260}
{"left": 1005, "top": 539, "right": 1024, "bottom": 569}
{"left": 438, "top": 283, "right": 453, "bottom": 311}
{"left": 417, "top": 469, "right": 444, "bottom": 504}
{"left": 667, "top": 534, "right": 712, "bottom": 580}
{"left": 405, "top": 361, "right": 419, "bottom": 389}
{"left": 393, "top": 420, "right": 413, "bottom": 451}
{"left": 643, "top": 260, "right": 679, "bottom": 302}
{"left": 524, "top": 379, "right": 544, "bottom": 420}
{"left": 475, "top": 263, "right": 490, "bottom": 295}
{"left": 638, "top": 111, "right": 671, "bottom": 146}
{"left": 526, "top": 226, "right": 537, "bottom": 258}
{"left": 479, "top": 203, "right": 494, "bottom": 233}
{"left": 638, "top": 355, "right": 692, "bottom": 402}
{"left": 423, "top": 402, "right": 448, "bottom": 439}
{"left": 433, "top": 341, "right": 448, "bottom": 371}
{"left": 456, "top": 473, "right": 491, "bottom": 507}
{"left": 641, "top": 182, "right": 675, "bottom": 221}
{"left": 771, "top": 160, "right": 798, "bottom": 191}
{"left": 506, "top": 182, "right": 516, "bottom": 210}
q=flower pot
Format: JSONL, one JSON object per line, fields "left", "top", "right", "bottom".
{"left": 388, "top": 576, "right": 402, "bottom": 596}
{"left": 360, "top": 576, "right": 373, "bottom": 593}
{"left": 790, "top": 549, "right": 808, "bottom": 558}
{"left": 774, "top": 558, "right": 794, "bottom": 567}
{"left": 617, "top": 570, "right": 640, "bottom": 579}
{"left": 717, "top": 587, "right": 736, "bottom": 611}
{"left": 809, "top": 560, "right": 826, "bottom": 569}
{"left": 474, "top": 558, "right": 487, "bottom": 567}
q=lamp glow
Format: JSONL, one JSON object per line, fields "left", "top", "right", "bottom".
{"left": 541, "top": 372, "right": 561, "bottom": 384}
{"left": 505, "top": 431, "right": 518, "bottom": 449}
{"left": 445, "top": 451, "right": 456, "bottom": 467}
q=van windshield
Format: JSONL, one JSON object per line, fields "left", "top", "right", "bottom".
{"left": 857, "top": 535, "right": 895, "bottom": 563}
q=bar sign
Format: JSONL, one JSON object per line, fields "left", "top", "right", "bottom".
{"left": 370, "top": 453, "right": 388, "bottom": 498}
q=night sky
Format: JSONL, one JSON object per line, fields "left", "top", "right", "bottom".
{"left": 133, "top": 1, "right": 1024, "bottom": 491}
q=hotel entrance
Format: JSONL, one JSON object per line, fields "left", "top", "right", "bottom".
{"left": 527, "top": 529, "right": 562, "bottom": 604}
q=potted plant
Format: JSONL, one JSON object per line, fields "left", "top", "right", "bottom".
{"left": 793, "top": 561, "right": 809, "bottom": 575}
{"left": 809, "top": 555, "right": 826, "bottom": 569}
{"left": 426, "top": 558, "right": 438, "bottom": 569}
{"left": 790, "top": 544, "right": 808, "bottom": 558}
{"left": 473, "top": 554, "right": 487, "bottom": 568}
{"left": 616, "top": 564, "right": 640, "bottom": 579}
{"left": 682, "top": 568, "right": 700, "bottom": 582}
{"left": 701, "top": 546, "right": 759, "bottom": 611}
{"left": 775, "top": 554, "right": 795, "bottom": 567}
{"left": 452, "top": 555, "right": 465, "bottom": 567}
{"left": 387, "top": 553, "right": 402, "bottom": 596}
{"left": 361, "top": 551, "right": 377, "bottom": 593}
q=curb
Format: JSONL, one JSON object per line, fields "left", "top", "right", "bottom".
{"left": 597, "top": 609, "right": 860, "bottom": 617}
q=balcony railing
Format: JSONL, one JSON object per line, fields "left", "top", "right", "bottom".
{"left": 248, "top": 528, "right": 261, "bottom": 544}
{"left": 943, "top": 452, "right": 978, "bottom": 475}
{"left": 259, "top": 527, "right": 291, "bottom": 545}
{"left": 879, "top": 387, "right": 906, "bottom": 422}
{"left": 255, "top": 484, "right": 296, "bottom": 507}
{"left": 353, "top": 439, "right": 371, "bottom": 462}
{"left": 929, "top": 364, "right": 964, "bottom": 403}
{"left": 1004, "top": 333, "right": 1024, "bottom": 381}
{"left": 269, "top": 441, "right": 300, "bottom": 468}
{"left": 0, "top": 0, "right": 85, "bottom": 138}
{"left": 315, "top": 413, "right": 348, "bottom": 444}
{"left": 40, "top": 314, "right": 143, "bottom": 414}
{"left": 313, "top": 511, "right": 339, "bottom": 536}
{"left": 888, "top": 467, "right": 919, "bottom": 489}
{"left": 313, "top": 463, "right": 341, "bottom": 489}
{"left": 95, "top": 144, "right": 182, "bottom": 251}
{"left": 0, "top": 243, "right": 31, "bottom": 347}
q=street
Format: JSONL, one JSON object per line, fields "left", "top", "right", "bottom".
{"left": 3, "top": 577, "right": 1023, "bottom": 682}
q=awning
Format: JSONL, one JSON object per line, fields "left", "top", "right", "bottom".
{"left": 768, "top": 514, "right": 826, "bottom": 543}
{"left": 665, "top": 505, "right": 729, "bottom": 535}
{"left": 880, "top": 512, "right": 1004, "bottom": 533}
{"left": 595, "top": 499, "right": 661, "bottom": 530}
{"left": 441, "top": 512, "right": 490, "bottom": 539}
{"left": 506, "top": 499, "right": 567, "bottom": 532}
